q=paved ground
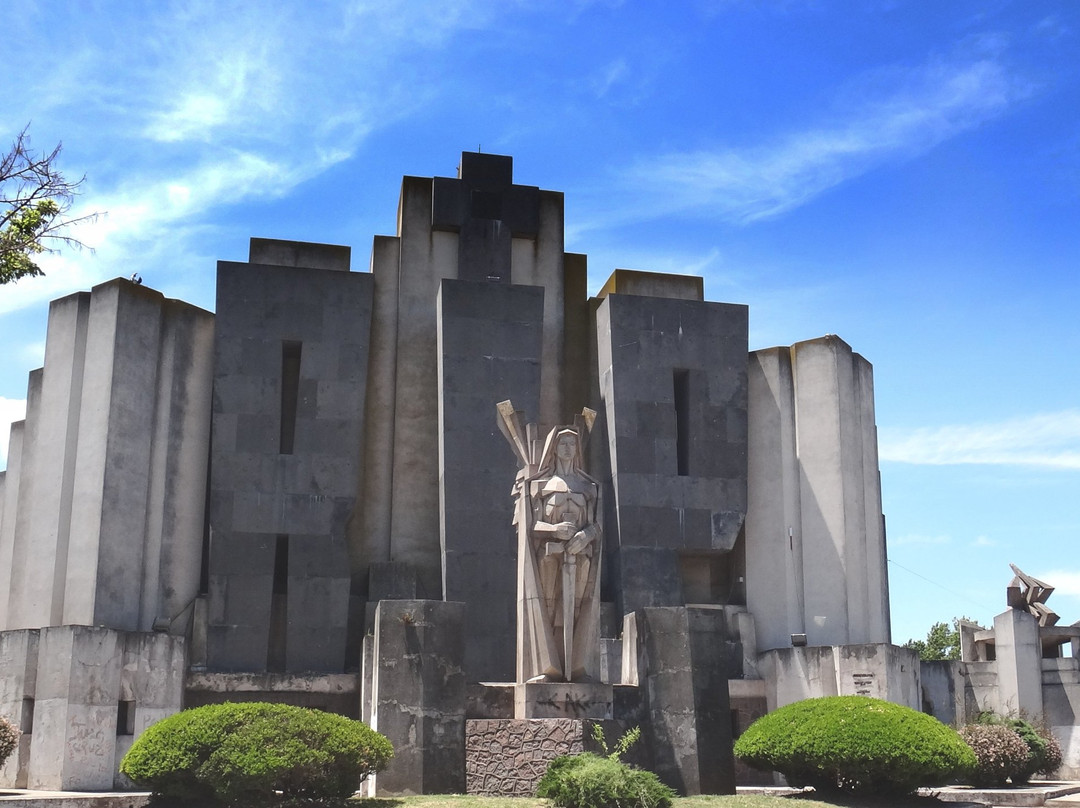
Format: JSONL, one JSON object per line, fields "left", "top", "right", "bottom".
{"left": 0, "top": 783, "right": 1078, "bottom": 807}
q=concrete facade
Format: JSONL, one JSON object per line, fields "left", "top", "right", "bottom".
{"left": 745, "top": 336, "right": 889, "bottom": 653}
{"left": 1, "top": 152, "right": 903, "bottom": 794}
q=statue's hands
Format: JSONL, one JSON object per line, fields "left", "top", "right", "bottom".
{"left": 566, "top": 530, "right": 592, "bottom": 555}
{"left": 554, "top": 521, "right": 577, "bottom": 541}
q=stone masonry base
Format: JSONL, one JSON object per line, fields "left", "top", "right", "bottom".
{"left": 466, "top": 719, "right": 591, "bottom": 796}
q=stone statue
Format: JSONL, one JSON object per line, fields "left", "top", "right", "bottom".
{"left": 497, "top": 401, "right": 601, "bottom": 682}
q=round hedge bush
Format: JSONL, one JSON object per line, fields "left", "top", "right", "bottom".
{"left": 0, "top": 714, "right": 19, "bottom": 769}
{"left": 960, "top": 723, "right": 1033, "bottom": 787}
{"left": 733, "top": 695, "right": 975, "bottom": 795}
{"left": 119, "top": 702, "right": 393, "bottom": 805}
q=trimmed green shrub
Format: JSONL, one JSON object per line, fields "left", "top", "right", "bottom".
{"left": 733, "top": 695, "right": 975, "bottom": 795}
{"left": 0, "top": 714, "right": 19, "bottom": 769}
{"left": 537, "top": 725, "right": 675, "bottom": 808}
{"left": 119, "top": 702, "right": 392, "bottom": 805}
{"left": 959, "top": 723, "right": 1030, "bottom": 787}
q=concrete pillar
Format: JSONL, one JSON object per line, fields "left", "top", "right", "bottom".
{"left": 27, "top": 626, "right": 122, "bottom": 791}
{"left": 0, "top": 629, "right": 39, "bottom": 788}
{"left": 65, "top": 281, "right": 164, "bottom": 629}
{"left": 437, "top": 279, "right": 544, "bottom": 682}
{"left": 746, "top": 336, "right": 888, "bottom": 651}
{"left": 623, "top": 607, "right": 736, "bottom": 796}
{"left": 8, "top": 294, "right": 90, "bottom": 629}
{"left": 370, "top": 600, "right": 466, "bottom": 795}
{"left": 6, "top": 372, "right": 41, "bottom": 631}
{"left": 994, "top": 609, "right": 1044, "bottom": 717}
{"left": 0, "top": 421, "right": 25, "bottom": 630}
{"left": 388, "top": 177, "right": 458, "bottom": 597}
{"left": 746, "top": 348, "right": 804, "bottom": 652}
{"left": 352, "top": 235, "right": 402, "bottom": 600}
{"left": 140, "top": 301, "right": 215, "bottom": 635}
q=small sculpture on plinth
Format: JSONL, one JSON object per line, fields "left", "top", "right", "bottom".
{"left": 497, "top": 400, "right": 601, "bottom": 683}
{"left": 1007, "top": 563, "right": 1059, "bottom": 627}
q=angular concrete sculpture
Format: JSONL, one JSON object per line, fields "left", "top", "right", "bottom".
{"left": 1007, "top": 563, "right": 1059, "bottom": 627}
{"left": 498, "top": 401, "right": 600, "bottom": 682}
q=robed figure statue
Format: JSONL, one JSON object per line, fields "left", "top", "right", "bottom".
{"left": 497, "top": 401, "right": 601, "bottom": 683}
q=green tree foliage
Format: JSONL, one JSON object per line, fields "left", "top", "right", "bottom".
{"left": 119, "top": 702, "right": 393, "bottom": 806}
{"left": 537, "top": 725, "right": 675, "bottom": 808}
{"left": 0, "top": 714, "right": 19, "bottom": 768}
{"left": 733, "top": 695, "right": 975, "bottom": 796}
{"left": 1, "top": 126, "right": 98, "bottom": 284}
{"left": 904, "top": 619, "right": 962, "bottom": 661}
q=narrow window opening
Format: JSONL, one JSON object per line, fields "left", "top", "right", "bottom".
{"left": 117, "top": 700, "right": 135, "bottom": 736}
{"left": 280, "top": 341, "right": 302, "bottom": 455}
{"left": 21, "top": 697, "right": 34, "bottom": 734}
{"left": 674, "top": 369, "right": 690, "bottom": 476}
{"left": 268, "top": 535, "right": 289, "bottom": 672}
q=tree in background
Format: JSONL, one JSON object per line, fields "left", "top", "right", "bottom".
{"left": 1, "top": 126, "right": 98, "bottom": 284}
{"left": 904, "top": 619, "right": 963, "bottom": 661}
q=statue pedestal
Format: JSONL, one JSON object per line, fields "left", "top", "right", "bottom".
{"left": 514, "top": 682, "right": 613, "bottom": 719}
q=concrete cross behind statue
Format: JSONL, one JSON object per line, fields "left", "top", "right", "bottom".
{"left": 497, "top": 401, "right": 602, "bottom": 683}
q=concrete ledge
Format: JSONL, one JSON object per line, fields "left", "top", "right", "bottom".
{"left": 930, "top": 782, "right": 1080, "bottom": 807}
{"left": 0, "top": 792, "right": 149, "bottom": 807}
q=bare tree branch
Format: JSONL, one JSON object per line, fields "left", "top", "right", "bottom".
{"left": 1, "top": 125, "right": 102, "bottom": 284}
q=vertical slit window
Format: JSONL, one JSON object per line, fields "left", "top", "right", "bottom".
{"left": 280, "top": 341, "right": 302, "bottom": 455}
{"left": 674, "top": 369, "right": 690, "bottom": 476}
{"left": 117, "top": 700, "right": 135, "bottom": 736}
{"left": 268, "top": 535, "right": 289, "bottom": 672}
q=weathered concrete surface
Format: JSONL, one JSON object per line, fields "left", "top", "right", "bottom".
{"left": 757, "top": 643, "right": 919, "bottom": 711}
{"left": 746, "top": 336, "right": 889, "bottom": 652}
{"left": 513, "top": 682, "right": 613, "bottom": 719}
{"left": 184, "top": 671, "right": 360, "bottom": 717}
{"left": 995, "top": 608, "right": 1044, "bottom": 717}
{"left": 27, "top": 627, "right": 121, "bottom": 791}
{"left": 0, "top": 630, "right": 39, "bottom": 788}
{"left": 623, "top": 607, "right": 735, "bottom": 796}
{"left": 369, "top": 600, "right": 466, "bottom": 795}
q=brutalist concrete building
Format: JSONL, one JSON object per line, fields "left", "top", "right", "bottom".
{"left": 1, "top": 153, "right": 906, "bottom": 792}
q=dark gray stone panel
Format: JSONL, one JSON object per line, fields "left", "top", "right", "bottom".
{"left": 207, "top": 259, "right": 373, "bottom": 673}
{"left": 438, "top": 279, "right": 544, "bottom": 683}
{"left": 597, "top": 293, "right": 748, "bottom": 611}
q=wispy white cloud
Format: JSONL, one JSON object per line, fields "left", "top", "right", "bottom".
{"left": 0, "top": 1, "right": 506, "bottom": 317}
{"left": 1037, "top": 570, "right": 1080, "bottom": 599}
{"left": 880, "top": 410, "right": 1080, "bottom": 469}
{"left": 971, "top": 535, "right": 998, "bottom": 547}
{"left": 611, "top": 53, "right": 1032, "bottom": 226}
{"left": 591, "top": 59, "right": 630, "bottom": 98}
{"left": 0, "top": 398, "right": 26, "bottom": 468}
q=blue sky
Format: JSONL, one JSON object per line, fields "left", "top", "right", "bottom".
{"left": 1, "top": 1, "right": 1077, "bottom": 646}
